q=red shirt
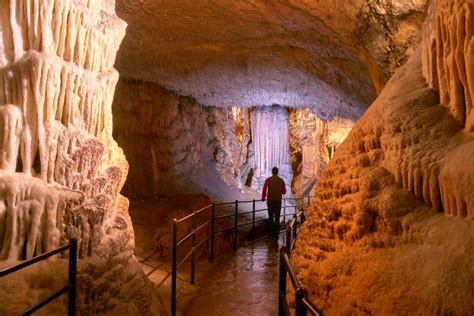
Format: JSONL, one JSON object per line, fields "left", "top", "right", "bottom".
{"left": 262, "top": 175, "right": 286, "bottom": 201}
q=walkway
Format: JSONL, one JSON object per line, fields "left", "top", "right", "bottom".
{"left": 182, "top": 238, "right": 281, "bottom": 316}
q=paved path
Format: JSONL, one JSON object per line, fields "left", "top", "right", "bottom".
{"left": 183, "top": 238, "right": 281, "bottom": 316}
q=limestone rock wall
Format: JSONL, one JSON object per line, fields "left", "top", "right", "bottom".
{"left": 0, "top": 1, "right": 162, "bottom": 315}
{"left": 290, "top": 110, "right": 353, "bottom": 196}
{"left": 354, "top": 0, "right": 429, "bottom": 90}
{"left": 422, "top": 0, "right": 474, "bottom": 130}
{"left": 113, "top": 79, "right": 249, "bottom": 199}
{"left": 292, "top": 0, "right": 474, "bottom": 313}
{"left": 0, "top": 0, "right": 128, "bottom": 261}
{"left": 114, "top": 80, "right": 355, "bottom": 200}
{"left": 113, "top": 80, "right": 355, "bottom": 202}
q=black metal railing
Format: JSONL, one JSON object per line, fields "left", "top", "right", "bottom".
{"left": 279, "top": 211, "right": 323, "bottom": 316}
{"left": 170, "top": 196, "right": 315, "bottom": 316}
{"left": 0, "top": 238, "right": 78, "bottom": 316}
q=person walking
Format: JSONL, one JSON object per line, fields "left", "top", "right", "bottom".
{"left": 261, "top": 167, "right": 286, "bottom": 238}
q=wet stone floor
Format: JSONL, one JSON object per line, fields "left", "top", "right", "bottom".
{"left": 182, "top": 238, "right": 281, "bottom": 316}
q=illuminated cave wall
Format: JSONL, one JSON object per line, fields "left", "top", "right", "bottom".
{"left": 250, "top": 105, "right": 292, "bottom": 194}
{"left": 0, "top": 1, "right": 161, "bottom": 315}
{"left": 0, "top": 0, "right": 127, "bottom": 260}
{"left": 422, "top": 0, "right": 474, "bottom": 131}
{"left": 292, "top": 0, "right": 474, "bottom": 314}
{"left": 113, "top": 79, "right": 250, "bottom": 199}
{"left": 290, "top": 109, "right": 353, "bottom": 196}
{"left": 113, "top": 80, "right": 352, "bottom": 200}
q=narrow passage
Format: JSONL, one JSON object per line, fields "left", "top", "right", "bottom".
{"left": 183, "top": 239, "right": 280, "bottom": 316}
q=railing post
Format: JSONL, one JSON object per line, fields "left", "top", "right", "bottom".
{"left": 285, "top": 226, "right": 291, "bottom": 255}
{"left": 210, "top": 204, "right": 215, "bottom": 263}
{"left": 308, "top": 195, "right": 311, "bottom": 207}
{"left": 171, "top": 219, "right": 177, "bottom": 316}
{"left": 252, "top": 199, "right": 256, "bottom": 230}
{"left": 234, "top": 200, "right": 238, "bottom": 251}
{"left": 295, "top": 287, "right": 308, "bottom": 316}
{"left": 191, "top": 211, "right": 196, "bottom": 284}
{"left": 278, "top": 246, "right": 287, "bottom": 316}
{"left": 68, "top": 238, "right": 77, "bottom": 316}
{"left": 283, "top": 198, "right": 286, "bottom": 225}
{"left": 293, "top": 214, "right": 298, "bottom": 242}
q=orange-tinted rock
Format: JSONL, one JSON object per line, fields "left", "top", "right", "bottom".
{"left": 292, "top": 0, "right": 474, "bottom": 313}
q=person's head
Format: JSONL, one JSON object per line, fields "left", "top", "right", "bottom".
{"left": 272, "top": 167, "right": 279, "bottom": 175}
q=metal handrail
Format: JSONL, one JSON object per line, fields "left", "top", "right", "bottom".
{"left": 0, "top": 238, "right": 78, "bottom": 315}
{"left": 170, "top": 195, "right": 316, "bottom": 316}
{"left": 279, "top": 208, "right": 323, "bottom": 316}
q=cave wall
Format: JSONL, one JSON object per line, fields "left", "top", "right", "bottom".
{"left": 0, "top": 0, "right": 127, "bottom": 261}
{"left": 0, "top": 1, "right": 161, "bottom": 314}
{"left": 290, "top": 110, "right": 353, "bottom": 196}
{"left": 353, "top": 0, "right": 430, "bottom": 91}
{"left": 293, "top": 0, "right": 474, "bottom": 314}
{"left": 113, "top": 79, "right": 351, "bottom": 200}
{"left": 422, "top": 0, "right": 474, "bottom": 130}
{"left": 113, "top": 79, "right": 249, "bottom": 199}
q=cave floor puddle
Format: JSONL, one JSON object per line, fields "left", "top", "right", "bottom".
{"left": 141, "top": 237, "right": 282, "bottom": 316}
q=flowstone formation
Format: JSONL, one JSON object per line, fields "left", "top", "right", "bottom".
{"left": 422, "top": 0, "right": 474, "bottom": 131}
{"left": 292, "top": 0, "right": 474, "bottom": 314}
{"left": 250, "top": 105, "right": 292, "bottom": 194}
{"left": 0, "top": 0, "right": 127, "bottom": 260}
{"left": 0, "top": 1, "right": 160, "bottom": 314}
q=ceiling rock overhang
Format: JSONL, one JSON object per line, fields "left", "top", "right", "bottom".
{"left": 115, "top": 0, "right": 428, "bottom": 120}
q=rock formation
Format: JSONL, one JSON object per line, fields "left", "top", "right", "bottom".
{"left": 0, "top": 1, "right": 161, "bottom": 314}
{"left": 250, "top": 105, "right": 292, "bottom": 193}
{"left": 1, "top": 0, "right": 471, "bottom": 314}
{"left": 113, "top": 79, "right": 353, "bottom": 199}
{"left": 292, "top": 0, "right": 474, "bottom": 314}
{"left": 290, "top": 110, "right": 353, "bottom": 196}
{"left": 0, "top": 0, "right": 127, "bottom": 260}
{"left": 112, "top": 79, "right": 251, "bottom": 199}
{"left": 422, "top": 0, "right": 474, "bottom": 130}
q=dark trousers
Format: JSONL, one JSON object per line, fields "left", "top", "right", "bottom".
{"left": 267, "top": 200, "right": 281, "bottom": 237}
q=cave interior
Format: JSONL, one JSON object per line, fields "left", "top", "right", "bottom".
{"left": 0, "top": 0, "right": 473, "bottom": 315}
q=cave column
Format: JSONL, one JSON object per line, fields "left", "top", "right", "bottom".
{"left": 250, "top": 105, "right": 292, "bottom": 195}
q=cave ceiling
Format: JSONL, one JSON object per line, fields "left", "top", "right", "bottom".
{"left": 115, "top": 0, "right": 428, "bottom": 119}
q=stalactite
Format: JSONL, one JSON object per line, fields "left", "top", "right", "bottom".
{"left": 0, "top": 0, "right": 127, "bottom": 260}
{"left": 422, "top": 0, "right": 474, "bottom": 130}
